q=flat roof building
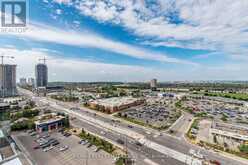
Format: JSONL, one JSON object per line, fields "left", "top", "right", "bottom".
{"left": 35, "top": 63, "right": 48, "bottom": 88}
{"left": 0, "top": 65, "right": 17, "bottom": 97}
{"left": 0, "top": 103, "right": 10, "bottom": 112}
{"left": 211, "top": 122, "right": 248, "bottom": 142}
{"left": 35, "top": 113, "right": 65, "bottom": 133}
{"left": 88, "top": 97, "right": 145, "bottom": 113}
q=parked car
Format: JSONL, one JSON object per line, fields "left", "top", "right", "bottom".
{"left": 33, "top": 145, "right": 40, "bottom": 150}
{"left": 58, "top": 128, "right": 64, "bottom": 133}
{"left": 27, "top": 130, "right": 34, "bottom": 134}
{"left": 50, "top": 140, "right": 59, "bottom": 146}
{"left": 78, "top": 140, "right": 85, "bottom": 144}
{"left": 82, "top": 140, "right": 88, "bottom": 145}
{"left": 87, "top": 143, "right": 92, "bottom": 148}
{"left": 42, "top": 134, "right": 50, "bottom": 138}
{"left": 63, "top": 132, "right": 71, "bottom": 137}
{"left": 41, "top": 143, "right": 50, "bottom": 149}
{"left": 135, "top": 141, "right": 142, "bottom": 146}
{"left": 43, "top": 146, "right": 53, "bottom": 152}
{"left": 30, "top": 132, "right": 37, "bottom": 136}
{"left": 94, "top": 147, "right": 100, "bottom": 152}
{"left": 59, "top": 146, "right": 68, "bottom": 152}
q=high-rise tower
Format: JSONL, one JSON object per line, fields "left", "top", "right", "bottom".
{"left": 0, "top": 64, "right": 17, "bottom": 97}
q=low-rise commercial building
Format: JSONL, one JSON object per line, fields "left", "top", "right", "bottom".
{"left": 88, "top": 97, "right": 145, "bottom": 113}
{"left": 211, "top": 122, "right": 248, "bottom": 143}
{"left": 35, "top": 113, "right": 65, "bottom": 133}
{"left": 0, "top": 103, "right": 10, "bottom": 113}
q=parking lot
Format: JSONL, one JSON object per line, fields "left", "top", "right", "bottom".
{"left": 119, "top": 103, "right": 181, "bottom": 129}
{"left": 13, "top": 131, "right": 115, "bottom": 165}
{"left": 182, "top": 98, "right": 248, "bottom": 125}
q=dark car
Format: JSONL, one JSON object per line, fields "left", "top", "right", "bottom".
{"left": 64, "top": 132, "right": 71, "bottom": 137}
{"left": 58, "top": 128, "right": 64, "bottom": 133}
{"left": 135, "top": 141, "right": 142, "bottom": 146}
{"left": 51, "top": 141, "right": 60, "bottom": 146}
{"left": 41, "top": 143, "right": 50, "bottom": 149}
{"left": 210, "top": 160, "right": 221, "bottom": 165}
{"left": 117, "top": 139, "right": 124, "bottom": 145}
{"left": 33, "top": 145, "right": 40, "bottom": 149}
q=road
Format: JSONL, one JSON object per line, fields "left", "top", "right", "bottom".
{"left": 19, "top": 88, "right": 248, "bottom": 165}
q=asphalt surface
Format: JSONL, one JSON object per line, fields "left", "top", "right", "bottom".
{"left": 19, "top": 88, "right": 248, "bottom": 165}
{"left": 13, "top": 132, "right": 115, "bottom": 165}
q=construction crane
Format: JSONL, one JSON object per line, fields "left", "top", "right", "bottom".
{"left": 0, "top": 53, "right": 15, "bottom": 65}
{"left": 38, "top": 57, "right": 47, "bottom": 64}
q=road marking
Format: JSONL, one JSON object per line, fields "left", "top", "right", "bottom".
{"left": 41, "top": 98, "right": 203, "bottom": 165}
{"left": 139, "top": 138, "right": 202, "bottom": 165}
{"left": 144, "top": 158, "right": 159, "bottom": 165}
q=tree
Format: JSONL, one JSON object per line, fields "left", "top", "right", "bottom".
{"left": 62, "top": 115, "right": 70, "bottom": 128}
{"left": 213, "top": 135, "right": 217, "bottom": 144}
{"left": 239, "top": 145, "right": 248, "bottom": 154}
{"left": 117, "top": 112, "right": 122, "bottom": 117}
{"left": 81, "top": 128, "right": 85, "bottom": 134}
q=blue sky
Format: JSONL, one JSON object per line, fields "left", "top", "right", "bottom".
{"left": 1, "top": 0, "right": 248, "bottom": 82}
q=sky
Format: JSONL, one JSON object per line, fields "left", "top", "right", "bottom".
{"left": 1, "top": 0, "right": 248, "bottom": 82}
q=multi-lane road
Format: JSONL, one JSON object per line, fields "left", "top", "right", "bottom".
{"left": 19, "top": 88, "right": 248, "bottom": 165}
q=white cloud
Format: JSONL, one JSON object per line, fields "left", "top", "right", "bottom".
{"left": 0, "top": 47, "right": 186, "bottom": 82}
{"left": 1, "top": 47, "right": 246, "bottom": 82}
{"left": 1, "top": 23, "right": 194, "bottom": 65}
{"left": 55, "top": 9, "right": 62, "bottom": 15}
{"left": 53, "top": 0, "right": 71, "bottom": 5}
{"left": 59, "top": 0, "right": 248, "bottom": 58}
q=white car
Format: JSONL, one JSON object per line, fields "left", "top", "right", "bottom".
{"left": 59, "top": 146, "right": 68, "bottom": 152}
{"left": 146, "top": 131, "right": 151, "bottom": 135}
{"left": 43, "top": 146, "right": 53, "bottom": 152}
{"left": 189, "top": 149, "right": 204, "bottom": 159}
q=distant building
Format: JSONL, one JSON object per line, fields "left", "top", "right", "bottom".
{"left": 35, "top": 113, "right": 65, "bottom": 133}
{"left": 19, "top": 78, "right": 27, "bottom": 86}
{"left": 46, "top": 86, "right": 64, "bottom": 92}
{"left": 36, "top": 87, "right": 47, "bottom": 97}
{"left": 27, "top": 78, "right": 35, "bottom": 86}
{"left": 158, "top": 93, "right": 174, "bottom": 98}
{"left": 0, "top": 65, "right": 17, "bottom": 97}
{"left": 35, "top": 63, "right": 48, "bottom": 88}
{"left": 150, "top": 79, "right": 157, "bottom": 91}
